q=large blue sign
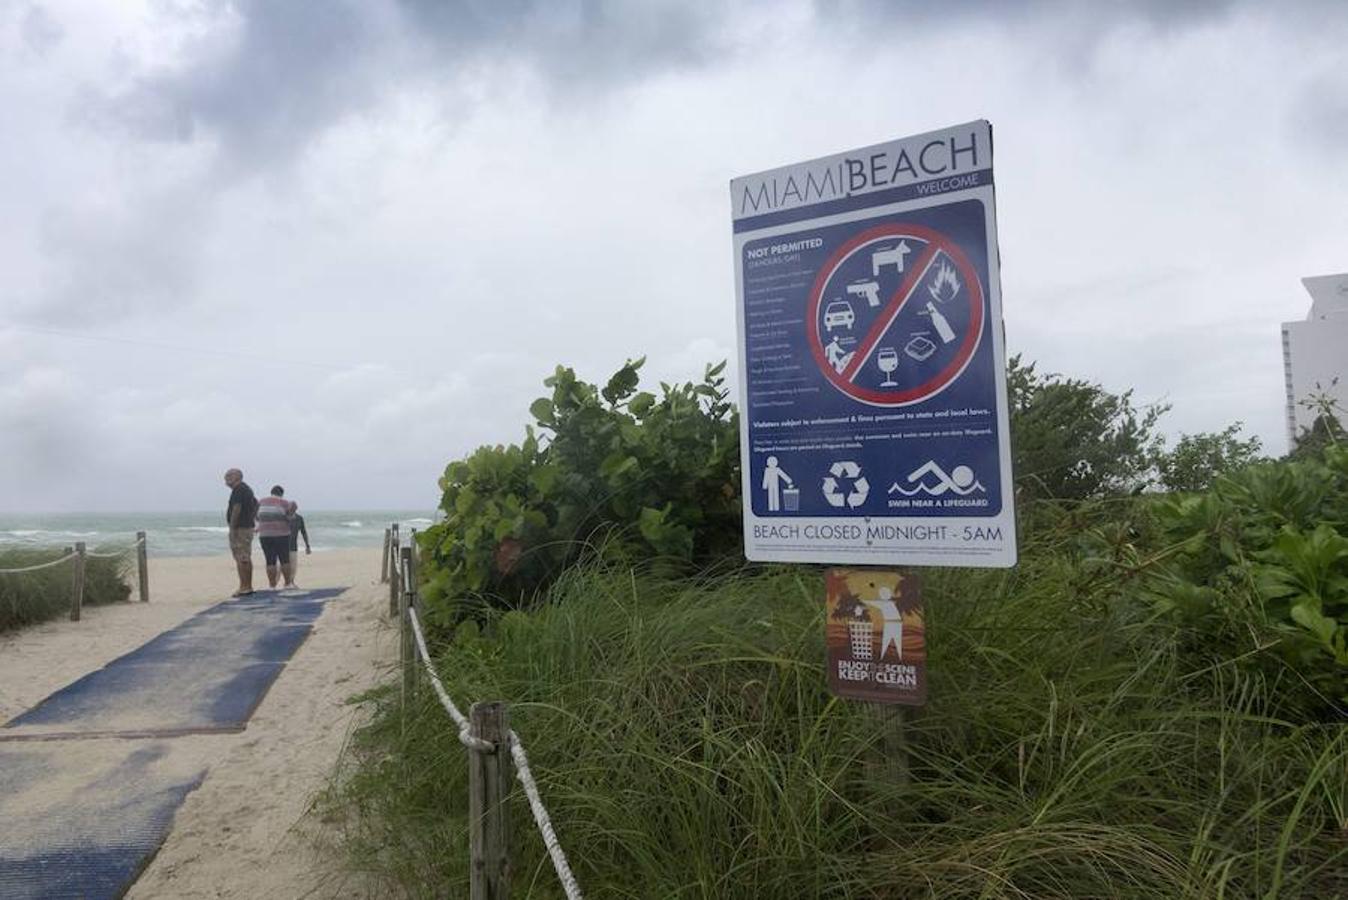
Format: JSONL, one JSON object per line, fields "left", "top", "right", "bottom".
{"left": 732, "top": 121, "right": 1016, "bottom": 567}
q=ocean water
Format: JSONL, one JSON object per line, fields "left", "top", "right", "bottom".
{"left": 0, "top": 510, "right": 438, "bottom": 558}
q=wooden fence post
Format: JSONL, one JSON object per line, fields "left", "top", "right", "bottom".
{"left": 399, "top": 546, "right": 415, "bottom": 707}
{"left": 70, "top": 542, "right": 86, "bottom": 622}
{"left": 380, "top": 527, "right": 392, "bottom": 583}
{"left": 136, "top": 531, "right": 149, "bottom": 603}
{"left": 388, "top": 527, "right": 402, "bottom": 618}
{"left": 468, "top": 701, "right": 512, "bottom": 900}
{"left": 407, "top": 531, "right": 420, "bottom": 615}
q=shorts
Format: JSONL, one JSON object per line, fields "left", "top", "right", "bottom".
{"left": 260, "top": 535, "right": 291, "bottom": 567}
{"left": 229, "top": 527, "right": 254, "bottom": 563}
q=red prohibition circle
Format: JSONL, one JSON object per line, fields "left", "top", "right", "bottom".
{"left": 806, "top": 223, "right": 985, "bottom": 407}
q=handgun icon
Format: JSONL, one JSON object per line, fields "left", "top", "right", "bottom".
{"left": 847, "top": 280, "right": 881, "bottom": 308}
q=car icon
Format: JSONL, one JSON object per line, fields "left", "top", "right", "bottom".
{"left": 823, "top": 300, "right": 855, "bottom": 332}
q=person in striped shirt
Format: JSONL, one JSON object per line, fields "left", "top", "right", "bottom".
{"left": 256, "top": 485, "right": 299, "bottom": 589}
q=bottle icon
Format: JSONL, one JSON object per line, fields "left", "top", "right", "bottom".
{"left": 925, "top": 301, "right": 957, "bottom": 344}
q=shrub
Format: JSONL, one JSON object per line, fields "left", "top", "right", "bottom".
{"left": 1155, "top": 422, "right": 1263, "bottom": 493}
{"left": 1147, "top": 446, "right": 1348, "bottom": 715}
{"left": 0, "top": 548, "right": 134, "bottom": 632}
{"left": 1007, "top": 354, "right": 1166, "bottom": 500}
{"left": 419, "top": 359, "right": 740, "bottom": 621}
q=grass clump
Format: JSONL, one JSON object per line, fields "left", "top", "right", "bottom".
{"left": 0, "top": 547, "right": 133, "bottom": 632}
{"left": 326, "top": 535, "right": 1346, "bottom": 898}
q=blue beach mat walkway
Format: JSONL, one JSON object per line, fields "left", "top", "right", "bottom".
{"left": 0, "top": 586, "right": 347, "bottom": 900}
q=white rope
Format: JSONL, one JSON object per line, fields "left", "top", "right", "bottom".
{"left": 406, "top": 606, "right": 584, "bottom": 898}
{"left": 86, "top": 535, "right": 146, "bottom": 557}
{"left": 0, "top": 553, "right": 76, "bottom": 574}
{"left": 85, "top": 548, "right": 131, "bottom": 559}
{"left": 509, "top": 732, "right": 585, "bottom": 900}
{"left": 0, "top": 533, "right": 144, "bottom": 568}
{"left": 406, "top": 607, "right": 494, "bottom": 753}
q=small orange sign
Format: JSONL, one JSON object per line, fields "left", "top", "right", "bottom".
{"left": 825, "top": 568, "right": 926, "bottom": 705}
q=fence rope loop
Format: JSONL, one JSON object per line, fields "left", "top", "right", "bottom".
{"left": 459, "top": 729, "right": 497, "bottom": 754}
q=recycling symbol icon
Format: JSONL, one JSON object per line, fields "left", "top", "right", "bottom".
{"left": 822, "top": 461, "right": 870, "bottom": 508}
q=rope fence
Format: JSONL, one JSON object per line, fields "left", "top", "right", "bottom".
{"left": 0, "top": 531, "right": 152, "bottom": 619}
{"left": 85, "top": 534, "right": 146, "bottom": 560}
{"left": 387, "top": 529, "right": 585, "bottom": 900}
{"left": 0, "top": 551, "right": 78, "bottom": 575}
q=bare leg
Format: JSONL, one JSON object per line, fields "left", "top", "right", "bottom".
{"left": 281, "top": 562, "right": 295, "bottom": 588}
{"left": 266, "top": 564, "right": 280, "bottom": 588}
{"left": 235, "top": 559, "right": 253, "bottom": 594}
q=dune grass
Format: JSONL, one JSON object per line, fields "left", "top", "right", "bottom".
{"left": 0, "top": 547, "right": 134, "bottom": 632}
{"left": 323, "top": 513, "right": 1346, "bottom": 898}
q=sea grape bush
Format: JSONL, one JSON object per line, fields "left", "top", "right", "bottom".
{"left": 418, "top": 358, "right": 740, "bottom": 619}
{"left": 1147, "top": 444, "right": 1348, "bottom": 714}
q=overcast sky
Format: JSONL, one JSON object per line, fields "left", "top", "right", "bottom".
{"left": 1, "top": 0, "right": 1344, "bottom": 512}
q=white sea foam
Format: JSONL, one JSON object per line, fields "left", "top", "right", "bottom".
{"left": 175, "top": 526, "right": 230, "bottom": 534}
{"left": 405, "top": 517, "right": 434, "bottom": 526}
{"left": 341, "top": 521, "right": 363, "bottom": 528}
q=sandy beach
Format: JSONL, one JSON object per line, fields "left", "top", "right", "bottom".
{"left": 0, "top": 547, "right": 395, "bottom": 899}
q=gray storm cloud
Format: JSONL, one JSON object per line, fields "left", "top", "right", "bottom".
{"left": 29, "top": 0, "right": 741, "bottom": 324}
{"left": 82, "top": 0, "right": 738, "bottom": 171}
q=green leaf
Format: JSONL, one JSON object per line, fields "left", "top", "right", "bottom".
{"left": 628, "top": 392, "right": 655, "bottom": 417}
{"left": 602, "top": 357, "right": 646, "bottom": 406}
{"left": 1290, "top": 597, "right": 1337, "bottom": 644}
{"left": 528, "top": 464, "right": 560, "bottom": 497}
{"left": 599, "top": 453, "right": 638, "bottom": 480}
{"left": 530, "top": 398, "right": 556, "bottom": 427}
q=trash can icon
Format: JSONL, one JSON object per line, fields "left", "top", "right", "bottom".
{"left": 849, "top": 620, "right": 873, "bottom": 660}
{"left": 782, "top": 487, "right": 800, "bottom": 512}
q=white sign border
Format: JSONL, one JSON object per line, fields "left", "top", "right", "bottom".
{"left": 732, "top": 123, "right": 1016, "bottom": 568}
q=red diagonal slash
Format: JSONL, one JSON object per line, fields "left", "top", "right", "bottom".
{"left": 841, "top": 243, "right": 942, "bottom": 383}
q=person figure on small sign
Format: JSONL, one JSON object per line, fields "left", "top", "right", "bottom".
{"left": 863, "top": 585, "right": 904, "bottom": 661}
{"left": 761, "top": 456, "right": 795, "bottom": 512}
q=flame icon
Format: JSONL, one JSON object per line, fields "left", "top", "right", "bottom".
{"left": 928, "top": 261, "right": 960, "bottom": 303}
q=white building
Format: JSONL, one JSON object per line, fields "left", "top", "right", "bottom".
{"left": 1282, "top": 272, "right": 1348, "bottom": 448}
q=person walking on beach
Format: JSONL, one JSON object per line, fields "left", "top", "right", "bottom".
{"left": 224, "top": 468, "right": 257, "bottom": 596}
{"left": 256, "top": 485, "right": 299, "bottom": 589}
{"left": 275, "top": 486, "right": 311, "bottom": 581}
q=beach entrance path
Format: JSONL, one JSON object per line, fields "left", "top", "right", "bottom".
{"left": 0, "top": 587, "right": 350, "bottom": 899}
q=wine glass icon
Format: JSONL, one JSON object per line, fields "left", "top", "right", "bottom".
{"left": 877, "top": 347, "right": 899, "bottom": 387}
